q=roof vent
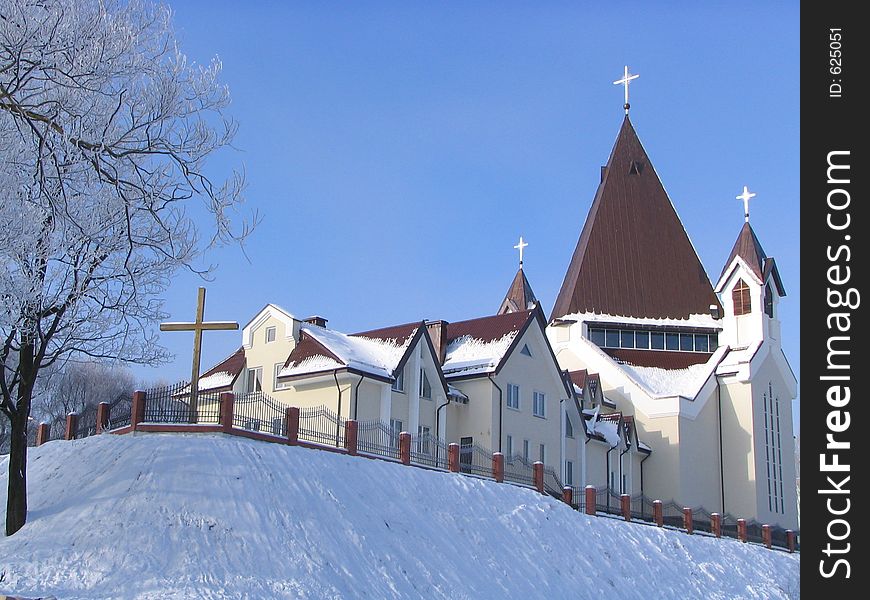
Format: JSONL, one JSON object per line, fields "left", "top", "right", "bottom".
{"left": 629, "top": 160, "right": 644, "bottom": 175}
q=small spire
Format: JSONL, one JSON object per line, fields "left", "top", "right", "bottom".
{"left": 613, "top": 66, "right": 639, "bottom": 114}
{"left": 736, "top": 185, "right": 756, "bottom": 222}
{"left": 514, "top": 236, "right": 528, "bottom": 267}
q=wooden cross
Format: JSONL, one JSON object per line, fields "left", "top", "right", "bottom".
{"left": 613, "top": 66, "right": 639, "bottom": 114}
{"left": 514, "top": 236, "right": 528, "bottom": 267}
{"left": 160, "top": 287, "right": 238, "bottom": 421}
{"left": 736, "top": 186, "right": 757, "bottom": 222}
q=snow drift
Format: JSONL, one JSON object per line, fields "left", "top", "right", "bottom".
{"left": 1, "top": 434, "right": 798, "bottom": 599}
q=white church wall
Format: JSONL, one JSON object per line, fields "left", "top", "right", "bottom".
{"left": 449, "top": 378, "right": 497, "bottom": 449}
{"left": 676, "top": 385, "right": 725, "bottom": 511}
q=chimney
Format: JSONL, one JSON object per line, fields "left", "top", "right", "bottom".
{"left": 304, "top": 315, "right": 328, "bottom": 328}
{"left": 425, "top": 320, "right": 449, "bottom": 365}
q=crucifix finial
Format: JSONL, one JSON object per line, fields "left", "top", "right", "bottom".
{"left": 736, "top": 185, "right": 756, "bottom": 222}
{"left": 160, "top": 287, "right": 239, "bottom": 422}
{"left": 514, "top": 236, "right": 528, "bottom": 267}
{"left": 613, "top": 66, "right": 639, "bottom": 114}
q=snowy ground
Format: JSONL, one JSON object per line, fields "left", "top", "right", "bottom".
{"left": 1, "top": 434, "right": 799, "bottom": 599}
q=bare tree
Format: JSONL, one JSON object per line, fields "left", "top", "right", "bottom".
{"left": 0, "top": 0, "right": 252, "bottom": 535}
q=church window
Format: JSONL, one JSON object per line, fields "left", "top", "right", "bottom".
{"left": 764, "top": 284, "right": 775, "bottom": 318}
{"left": 419, "top": 369, "right": 432, "bottom": 399}
{"left": 265, "top": 326, "right": 276, "bottom": 343}
{"left": 605, "top": 330, "right": 620, "bottom": 348}
{"left": 732, "top": 279, "right": 752, "bottom": 316}
{"left": 665, "top": 333, "right": 679, "bottom": 351}
{"left": 635, "top": 331, "right": 650, "bottom": 349}
{"left": 762, "top": 383, "right": 786, "bottom": 514}
{"left": 392, "top": 368, "right": 405, "bottom": 392}
{"left": 694, "top": 334, "right": 709, "bottom": 352}
{"left": 679, "top": 333, "right": 694, "bottom": 351}
{"left": 565, "top": 460, "right": 574, "bottom": 486}
{"left": 245, "top": 367, "right": 263, "bottom": 393}
{"left": 533, "top": 391, "right": 546, "bottom": 418}
{"left": 565, "top": 413, "right": 574, "bottom": 438}
{"left": 520, "top": 343, "right": 533, "bottom": 357}
{"left": 620, "top": 330, "right": 635, "bottom": 348}
{"left": 507, "top": 383, "right": 520, "bottom": 409}
{"left": 650, "top": 331, "right": 665, "bottom": 349}
{"left": 273, "top": 363, "right": 290, "bottom": 391}
{"left": 589, "top": 328, "right": 606, "bottom": 347}
{"left": 709, "top": 335, "right": 719, "bottom": 352}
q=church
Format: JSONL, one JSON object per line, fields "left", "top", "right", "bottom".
{"left": 189, "top": 74, "right": 798, "bottom": 530}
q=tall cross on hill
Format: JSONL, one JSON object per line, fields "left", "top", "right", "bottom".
{"left": 160, "top": 287, "right": 239, "bottom": 421}
{"left": 613, "top": 66, "right": 639, "bottom": 114}
{"left": 736, "top": 185, "right": 757, "bottom": 222}
{"left": 514, "top": 236, "right": 528, "bottom": 267}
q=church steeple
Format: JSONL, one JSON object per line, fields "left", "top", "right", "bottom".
{"left": 719, "top": 220, "right": 786, "bottom": 297}
{"left": 551, "top": 116, "right": 722, "bottom": 321}
{"left": 499, "top": 267, "right": 538, "bottom": 315}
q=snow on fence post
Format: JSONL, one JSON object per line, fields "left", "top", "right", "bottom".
{"left": 64, "top": 413, "right": 79, "bottom": 441}
{"left": 220, "top": 392, "right": 235, "bottom": 433}
{"left": 36, "top": 423, "right": 51, "bottom": 446}
{"left": 285, "top": 407, "right": 299, "bottom": 445}
{"left": 585, "top": 486, "right": 596, "bottom": 516}
{"left": 711, "top": 513, "right": 722, "bottom": 538}
{"left": 737, "top": 519, "right": 747, "bottom": 542}
{"left": 448, "top": 443, "right": 460, "bottom": 472}
{"left": 562, "top": 486, "right": 573, "bottom": 507}
{"left": 130, "top": 390, "right": 146, "bottom": 431}
{"left": 492, "top": 452, "right": 504, "bottom": 483}
{"left": 683, "top": 508, "right": 693, "bottom": 534}
{"left": 786, "top": 530, "right": 796, "bottom": 553}
{"left": 533, "top": 462, "right": 544, "bottom": 494}
{"left": 344, "top": 420, "right": 358, "bottom": 456}
{"left": 621, "top": 494, "right": 631, "bottom": 522}
{"left": 96, "top": 402, "right": 110, "bottom": 434}
{"left": 762, "top": 524, "right": 772, "bottom": 549}
{"left": 399, "top": 432, "right": 411, "bottom": 465}
{"left": 653, "top": 500, "right": 663, "bottom": 527}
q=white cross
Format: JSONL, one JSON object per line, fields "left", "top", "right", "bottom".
{"left": 514, "top": 236, "right": 528, "bottom": 267}
{"left": 736, "top": 185, "right": 756, "bottom": 222}
{"left": 613, "top": 66, "right": 639, "bottom": 114}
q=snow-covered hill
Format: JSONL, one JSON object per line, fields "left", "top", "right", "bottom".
{"left": 1, "top": 434, "right": 799, "bottom": 599}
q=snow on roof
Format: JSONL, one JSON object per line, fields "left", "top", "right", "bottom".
{"left": 280, "top": 324, "right": 415, "bottom": 380}
{"left": 560, "top": 311, "right": 721, "bottom": 330}
{"left": 583, "top": 407, "right": 622, "bottom": 447}
{"left": 442, "top": 332, "right": 517, "bottom": 378}
{"left": 197, "top": 371, "right": 237, "bottom": 392}
{"left": 447, "top": 385, "right": 469, "bottom": 403}
{"left": 619, "top": 362, "right": 712, "bottom": 398}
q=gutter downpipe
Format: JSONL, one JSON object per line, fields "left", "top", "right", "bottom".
{"left": 435, "top": 396, "right": 452, "bottom": 465}
{"left": 605, "top": 445, "right": 615, "bottom": 512}
{"left": 352, "top": 374, "right": 365, "bottom": 420}
{"left": 716, "top": 374, "right": 726, "bottom": 515}
{"left": 333, "top": 370, "right": 343, "bottom": 446}
{"left": 640, "top": 451, "right": 651, "bottom": 498}
{"left": 488, "top": 375, "right": 504, "bottom": 453}
{"left": 619, "top": 444, "right": 630, "bottom": 495}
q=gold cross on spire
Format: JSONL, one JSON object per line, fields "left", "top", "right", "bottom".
{"left": 160, "top": 287, "right": 239, "bottom": 421}
{"left": 514, "top": 236, "right": 528, "bottom": 267}
{"left": 736, "top": 185, "right": 757, "bottom": 222}
{"left": 613, "top": 66, "right": 639, "bottom": 114}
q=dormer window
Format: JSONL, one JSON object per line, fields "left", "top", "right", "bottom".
{"left": 764, "top": 284, "right": 775, "bottom": 318}
{"left": 732, "top": 279, "right": 752, "bottom": 316}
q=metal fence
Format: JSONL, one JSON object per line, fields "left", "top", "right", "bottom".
{"left": 357, "top": 419, "right": 400, "bottom": 460}
{"left": 410, "top": 432, "right": 449, "bottom": 469}
{"left": 504, "top": 455, "right": 535, "bottom": 487}
{"left": 298, "top": 405, "right": 345, "bottom": 448}
{"left": 233, "top": 391, "right": 286, "bottom": 437}
{"left": 139, "top": 381, "right": 221, "bottom": 425}
{"left": 74, "top": 410, "right": 98, "bottom": 439}
{"left": 458, "top": 442, "right": 494, "bottom": 478}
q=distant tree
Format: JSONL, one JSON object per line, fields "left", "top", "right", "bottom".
{"left": 0, "top": 0, "right": 252, "bottom": 535}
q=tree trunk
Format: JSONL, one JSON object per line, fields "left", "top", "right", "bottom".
{"left": 5, "top": 409, "right": 29, "bottom": 536}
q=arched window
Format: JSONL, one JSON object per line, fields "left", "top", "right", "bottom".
{"left": 764, "top": 284, "right": 775, "bottom": 318}
{"left": 732, "top": 279, "right": 751, "bottom": 316}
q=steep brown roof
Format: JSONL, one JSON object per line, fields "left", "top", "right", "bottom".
{"left": 201, "top": 347, "right": 246, "bottom": 379}
{"left": 602, "top": 348, "right": 712, "bottom": 369}
{"left": 498, "top": 268, "right": 538, "bottom": 315}
{"left": 446, "top": 309, "right": 534, "bottom": 345}
{"left": 568, "top": 369, "right": 589, "bottom": 390}
{"left": 352, "top": 321, "right": 421, "bottom": 345}
{"left": 721, "top": 222, "right": 786, "bottom": 296}
{"left": 281, "top": 333, "right": 343, "bottom": 369}
{"left": 551, "top": 116, "right": 722, "bottom": 321}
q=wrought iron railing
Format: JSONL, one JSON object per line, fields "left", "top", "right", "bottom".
{"left": 357, "top": 419, "right": 400, "bottom": 460}
{"left": 504, "top": 454, "right": 535, "bottom": 487}
{"left": 410, "top": 432, "right": 449, "bottom": 469}
{"left": 458, "top": 443, "right": 493, "bottom": 478}
{"left": 298, "top": 405, "right": 345, "bottom": 448}
{"left": 233, "top": 391, "right": 286, "bottom": 437}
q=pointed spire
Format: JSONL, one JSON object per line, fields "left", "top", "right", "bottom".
{"left": 499, "top": 268, "right": 538, "bottom": 315}
{"left": 720, "top": 221, "right": 786, "bottom": 296}
{"left": 551, "top": 117, "right": 722, "bottom": 320}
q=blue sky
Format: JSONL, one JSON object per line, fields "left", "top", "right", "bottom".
{"left": 136, "top": 1, "right": 800, "bottom": 427}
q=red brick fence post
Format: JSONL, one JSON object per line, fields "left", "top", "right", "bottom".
{"left": 533, "top": 461, "right": 544, "bottom": 494}
{"left": 344, "top": 420, "right": 358, "bottom": 456}
{"left": 399, "top": 432, "right": 411, "bottom": 465}
{"left": 653, "top": 500, "right": 663, "bottom": 527}
{"left": 220, "top": 392, "right": 235, "bottom": 433}
{"left": 36, "top": 422, "right": 51, "bottom": 446}
{"left": 711, "top": 513, "right": 722, "bottom": 538}
{"left": 64, "top": 412, "right": 78, "bottom": 440}
{"left": 737, "top": 518, "right": 747, "bottom": 542}
{"left": 786, "top": 530, "right": 796, "bottom": 553}
{"left": 562, "top": 486, "right": 573, "bottom": 507}
{"left": 285, "top": 407, "right": 299, "bottom": 444}
{"left": 492, "top": 452, "right": 504, "bottom": 483}
{"left": 621, "top": 494, "right": 631, "bottom": 522}
{"left": 683, "top": 508, "right": 693, "bottom": 534}
{"left": 585, "top": 485, "right": 596, "bottom": 516}
{"left": 130, "top": 390, "right": 146, "bottom": 431}
{"left": 448, "top": 443, "right": 460, "bottom": 472}
{"left": 96, "top": 402, "right": 110, "bottom": 434}
{"left": 762, "top": 524, "right": 772, "bottom": 549}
